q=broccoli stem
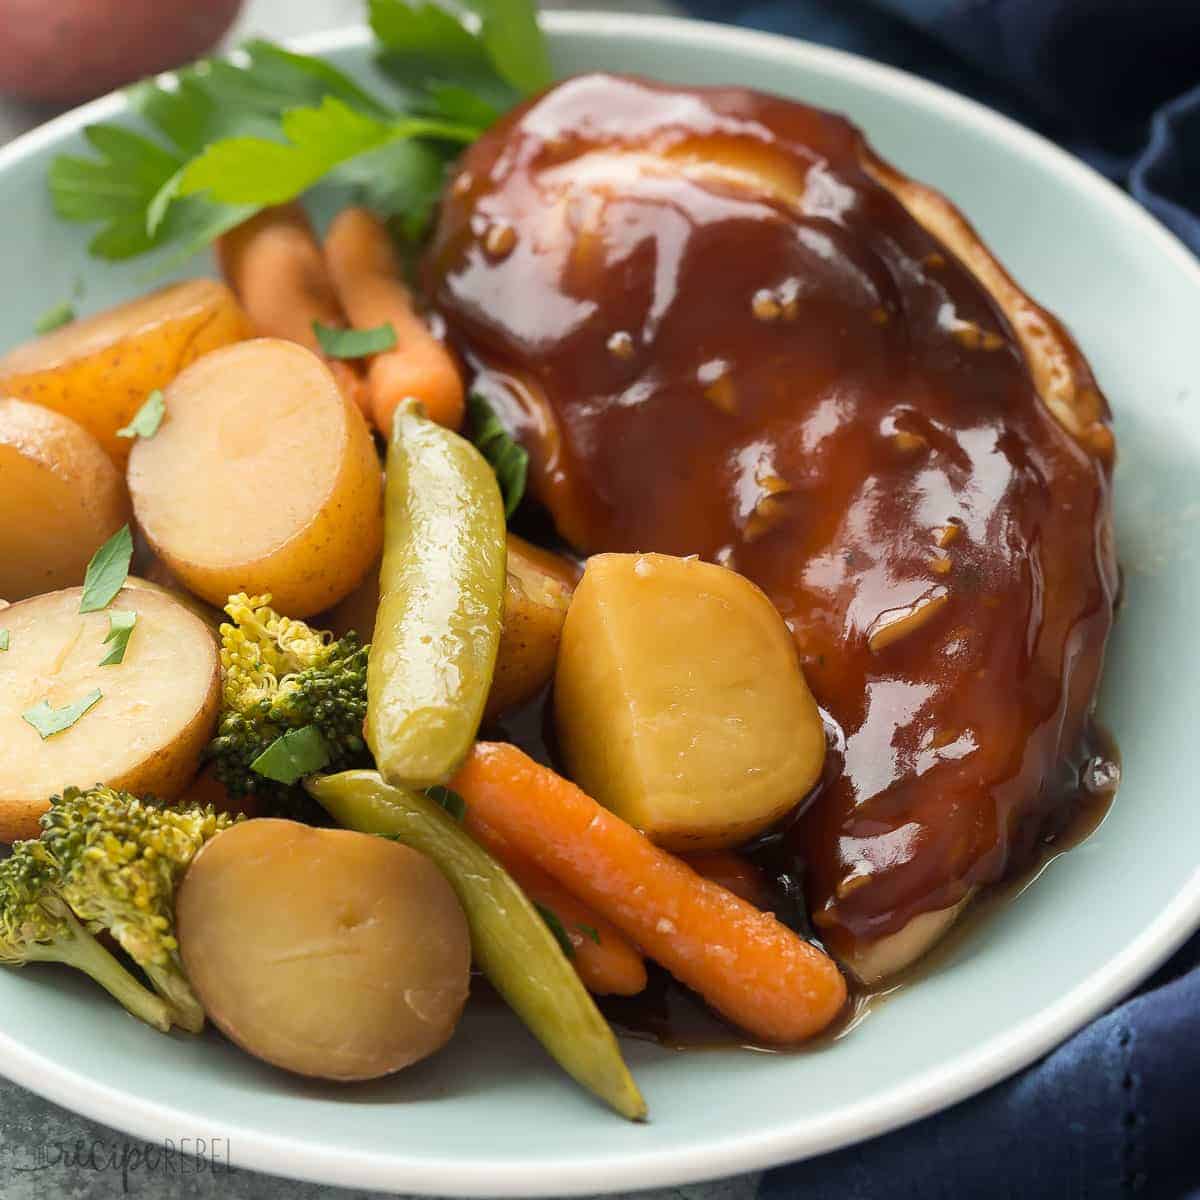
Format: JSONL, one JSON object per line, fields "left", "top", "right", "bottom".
{"left": 142, "top": 962, "right": 206, "bottom": 1034}
{"left": 27, "top": 907, "right": 173, "bottom": 1033}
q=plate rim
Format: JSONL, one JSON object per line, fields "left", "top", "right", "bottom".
{"left": 1, "top": 12, "right": 1198, "bottom": 1196}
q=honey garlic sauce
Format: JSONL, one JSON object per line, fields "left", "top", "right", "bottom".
{"left": 427, "top": 74, "right": 1118, "bottom": 966}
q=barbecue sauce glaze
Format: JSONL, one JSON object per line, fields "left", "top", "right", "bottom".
{"left": 427, "top": 74, "right": 1117, "bottom": 967}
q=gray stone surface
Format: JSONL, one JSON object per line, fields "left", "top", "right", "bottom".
{"left": 0, "top": 1, "right": 762, "bottom": 1197}
{"left": 0, "top": 1077, "right": 758, "bottom": 1200}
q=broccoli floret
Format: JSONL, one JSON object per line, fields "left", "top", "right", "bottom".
{"left": 0, "top": 840, "right": 172, "bottom": 1033}
{"left": 38, "top": 786, "right": 236, "bottom": 1033}
{"left": 207, "top": 593, "right": 370, "bottom": 820}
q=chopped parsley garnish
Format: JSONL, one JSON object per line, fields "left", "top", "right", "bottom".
{"left": 99, "top": 610, "right": 137, "bottom": 666}
{"left": 313, "top": 321, "right": 397, "bottom": 359}
{"left": 250, "top": 725, "right": 333, "bottom": 785}
{"left": 22, "top": 690, "right": 103, "bottom": 739}
{"left": 468, "top": 393, "right": 528, "bottom": 519}
{"left": 79, "top": 525, "right": 133, "bottom": 614}
{"left": 116, "top": 390, "right": 165, "bottom": 440}
{"left": 34, "top": 302, "right": 75, "bottom": 334}
{"left": 426, "top": 785, "right": 467, "bottom": 821}
{"left": 536, "top": 902, "right": 576, "bottom": 960}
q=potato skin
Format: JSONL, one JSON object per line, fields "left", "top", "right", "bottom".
{"left": 0, "top": 0, "right": 243, "bottom": 105}
{"left": 128, "top": 339, "right": 384, "bottom": 617}
{"left": 0, "top": 585, "right": 220, "bottom": 842}
{"left": 555, "top": 553, "right": 826, "bottom": 851}
{"left": 124, "top": 568, "right": 225, "bottom": 634}
{"left": 0, "top": 280, "right": 251, "bottom": 466}
{"left": 0, "top": 398, "right": 131, "bottom": 601}
{"left": 485, "top": 535, "right": 576, "bottom": 721}
{"left": 177, "top": 820, "right": 471, "bottom": 1081}
{"left": 328, "top": 534, "right": 578, "bottom": 721}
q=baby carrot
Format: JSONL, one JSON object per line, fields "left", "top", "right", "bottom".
{"left": 216, "top": 205, "right": 369, "bottom": 415}
{"left": 464, "top": 809, "right": 647, "bottom": 997}
{"left": 451, "top": 743, "right": 848, "bottom": 1044}
{"left": 323, "top": 207, "right": 465, "bottom": 433}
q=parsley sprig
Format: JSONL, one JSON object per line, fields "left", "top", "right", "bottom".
{"left": 468, "top": 393, "right": 529, "bottom": 519}
{"left": 48, "top": 1, "right": 551, "bottom": 264}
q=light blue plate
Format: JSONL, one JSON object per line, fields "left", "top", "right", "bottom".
{"left": 1, "top": 13, "right": 1198, "bottom": 1196}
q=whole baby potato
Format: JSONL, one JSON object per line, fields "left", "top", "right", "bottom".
{"left": 555, "top": 552, "right": 827, "bottom": 850}
{"left": 0, "top": 0, "right": 243, "bottom": 104}
{"left": 0, "top": 280, "right": 251, "bottom": 465}
{"left": 328, "top": 534, "right": 577, "bottom": 720}
{"left": 485, "top": 535, "right": 577, "bottom": 721}
{"left": 177, "top": 819, "right": 472, "bottom": 1081}
{"left": 0, "top": 397, "right": 130, "bottom": 601}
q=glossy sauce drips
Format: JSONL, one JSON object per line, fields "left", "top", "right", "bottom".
{"left": 428, "top": 74, "right": 1117, "bottom": 969}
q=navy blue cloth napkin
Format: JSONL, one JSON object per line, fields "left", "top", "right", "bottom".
{"left": 675, "top": 1, "right": 1200, "bottom": 1195}
{"left": 684, "top": 0, "right": 1200, "bottom": 254}
{"left": 759, "top": 932, "right": 1200, "bottom": 1198}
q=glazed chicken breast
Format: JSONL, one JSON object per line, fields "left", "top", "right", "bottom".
{"left": 426, "top": 74, "right": 1117, "bottom": 982}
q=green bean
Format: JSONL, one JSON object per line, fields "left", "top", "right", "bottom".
{"left": 368, "top": 402, "right": 506, "bottom": 787}
{"left": 306, "top": 769, "right": 648, "bottom": 1122}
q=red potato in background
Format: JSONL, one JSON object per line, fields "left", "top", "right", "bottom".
{"left": 0, "top": 0, "right": 243, "bottom": 105}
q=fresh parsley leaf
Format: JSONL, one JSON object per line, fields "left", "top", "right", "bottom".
{"left": 79, "top": 525, "right": 133, "bottom": 614}
{"left": 313, "top": 321, "right": 397, "bottom": 359}
{"left": 128, "top": 73, "right": 270, "bottom": 161}
{"left": 126, "top": 73, "right": 238, "bottom": 158}
{"left": 0, "top": 630, "right": 8, "bottom": 652}
{"left": 535, "top": 903, "right": 576, "bottom": 960}
{"left": 370, "top": 0, "right": 518, "bottom": 118}
{"left": 369, "top": 0, "right": 491, "bottom": 69}
{"left": 178, "top": 98, "right": 476, "bottom": 207}
{"left": 369, "top": 0, "right": 542, "bottom": 110}
{"left": 46, "top": 3, "right": 551, "bottom": 267}
{"left": 99, "top": 610, "right": 137, "bottom": 667}
{"left": 49, "top": 124, "right": 182, "bottom": 259}
{"left": 457, "top": 0, "right": 553, "bottom": 94}
{"left": 34, "top": 301, "right": 75, "bottom": 334}
{"left": 116, "top": 389, "right": 165, "bottom": 439}
{"left": 422, "top": 81, "right": 502, "bottom": 128}
{"left": 49, "top": 39, "right": 394, "bottom": 262}
{"left": 22, "top": 690, "right": 103, "bottom": 739}
{"left": 426, "top": 785, "right": 467, "bottom": 821}
{"left": 50, "top": 124, "right": 252, "bottom": 262}
{"left": 127, "top": 41, "right": 394, "bottom": 160}
{"left": 468, "top": 393, "right": 528, "bottom": 518}
{"left": 250, "top": 725, "right": 332, "bottom": 784}
{"left": 334, "top": 138, "right": 449, "bottom": 240}
{"left": 210, "top": 40, "right": 395, "bottom": 124}
{"left": 578, "top": 924, "right": 601, "bottom": 945}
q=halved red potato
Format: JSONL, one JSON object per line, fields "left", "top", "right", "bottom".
{"left": 128, "top": 339, "right": 384, "bottom": 617}
{"left": 0, "top": 280, "right": 251, "bottom": 465}
{"left": 0, "top": 585, "right": 220, "bottom": 842}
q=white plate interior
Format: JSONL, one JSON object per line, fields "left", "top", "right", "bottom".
{"left": 0, "top": 13, "right": 1198, "bottom": 1196}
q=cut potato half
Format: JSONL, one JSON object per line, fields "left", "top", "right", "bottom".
{"left": 128, "top": 338, "right": 384, "bottom": 617}
{"left": 0, "top": 279, "right": 251, "bottom": 465}
{"left": 178, "top": 819, "right": 471, "bottom": 1081}
{"left": 0, "top": 585, "right": 220, "bottom": 842}
{"left": 0, "top": 397, "right": 131, "bottom": 601}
